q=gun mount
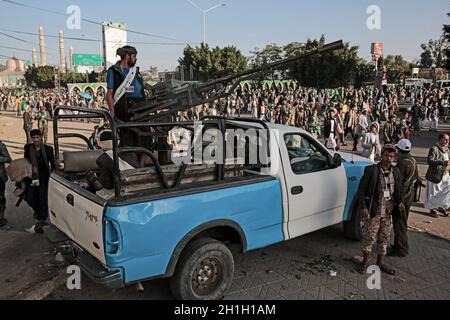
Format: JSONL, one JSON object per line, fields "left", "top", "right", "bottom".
{"left": 129, "top": 40, "right": 344, "bottom": 123}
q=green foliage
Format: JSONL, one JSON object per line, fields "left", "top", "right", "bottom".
{"left": 178, "top": 43, "right": 248, "bottom": 81}
{"left": 378, "top": 55, "right": 415, "bottom": 83}
{"left": 420, "top": 37, "right": 446, "bottom": 68}
{"left": 354, "top": 58, "right": 375, "bottom": 87}
{"left": 249, "top": 35, "right": 362, "bottom": 88}
{"left": 250, "top": 43, "right": 283, "bottom": 66}
{"left": 444, "top": 13, "right": 450, "bottom": 71}
{"left": 24, "top": 66, "right": 55, "bottom": 88}
{"left": 23, "top": 66, "right": 106, "bottom": 88}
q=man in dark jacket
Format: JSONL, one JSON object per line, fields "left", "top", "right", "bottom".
{"left": 0, "top": 141, "right": 12, "bottom": 227}
{"left": 23, "top": 104, "right": 33, "bottom": 144}
{"left": 389, "top": 139, "right": 418, "bottom": 257}
{"left": 410, "top": 101, "right": 423, "bottom": 136}
{"left": 383, "top": 115, "right": 397, "bottom": 144}
{"left": 24, "top": 129, "right": 56, "bottom": 234}
{"left": 357, "top": 144, "right": 406, "bottom": 275}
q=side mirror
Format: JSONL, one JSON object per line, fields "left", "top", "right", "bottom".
{"left": 333, "top": 153, "right": 342, "bottom": 168}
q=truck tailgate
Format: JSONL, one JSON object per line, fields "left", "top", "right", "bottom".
{"left": 49, "top": 176, "right": 107, "bottom": 265}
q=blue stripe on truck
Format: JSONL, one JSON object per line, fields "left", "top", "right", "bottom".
{"left": 104, "top": 179, "right": 284, "bottom": 284}
{"left": 342, "top": 161, "right": 371, "bottom": 221}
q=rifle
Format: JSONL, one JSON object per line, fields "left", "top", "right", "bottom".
{"left": 129, "top": 40, "right": 344, "bottom": 124}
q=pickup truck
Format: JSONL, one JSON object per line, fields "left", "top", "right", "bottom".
{"left": 49, "top": 108, "right": 371, "bottom": 300}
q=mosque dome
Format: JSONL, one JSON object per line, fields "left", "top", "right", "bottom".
{"left": 6, "top": 57, "right": 25, "bottom": 72}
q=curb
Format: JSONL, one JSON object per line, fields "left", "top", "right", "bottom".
{"left": 16, "top": 271, "right": 67, "bottom": 300}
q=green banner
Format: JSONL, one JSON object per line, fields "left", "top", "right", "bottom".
{"left": 73, "top": 54, "right": 103, "bottom": 66}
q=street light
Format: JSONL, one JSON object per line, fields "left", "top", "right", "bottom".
{"left": 186, "top": 0, "right": 226, "bottom": 45}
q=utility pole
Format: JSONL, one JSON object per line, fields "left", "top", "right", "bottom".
{"left": 186, "top": 0, "right": 226, "bottom": 44}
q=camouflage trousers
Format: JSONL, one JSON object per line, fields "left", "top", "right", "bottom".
{"left": 40, "top": 125, "right": 48, "bottom": 144}
{"left": 362, "top": 214, "right": 393, "bottom": 256}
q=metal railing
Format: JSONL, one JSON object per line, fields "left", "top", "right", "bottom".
{"left": 53, "top": 107, "right": 272, "bottom": 200}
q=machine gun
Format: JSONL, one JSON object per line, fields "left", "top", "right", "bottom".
{"left": 128, "top": 40, "right": 344, "bottom": 123}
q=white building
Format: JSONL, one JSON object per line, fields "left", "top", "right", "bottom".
{"left": 0, "top": 57, "right": 27, "bottom": 87}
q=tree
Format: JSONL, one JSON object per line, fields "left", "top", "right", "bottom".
{"left": 354, "top": 58, "right": 375, "bottom": 87}
{"left": 444, "top": 13, "right": 450, "bottom": 71}
{"left": 419, "top": 37, "right": 446, "bottom": 68}
{"left": 178, "top": 44, "right": 248, "bottom": 81}
{"left": 250, "top": 44, "right": 283, "bottom": 66}
{"left": 59, "top": 72, "right": 92, "bottom": 86}
{"left": 248, "top": 36, "right": 363, "bottom": 88}
{"left": 24, "top": 65, "right": 55, "bottom": 88}
{"left": 286, "top": 37, "right": 361, "bottom": 88}
{"left": 379, "top": 55, "right": 415, "bottom": 84}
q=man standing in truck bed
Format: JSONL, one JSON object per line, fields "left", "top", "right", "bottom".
{"left": 106, "top": 46, "right": 151, "bottom": 148}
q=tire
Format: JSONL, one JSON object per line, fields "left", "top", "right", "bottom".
{"left": 170, "top": 238, "right": 234, "bottom": 300}
{"left": 343, "top": 201, "right": 364, "bottom": 241}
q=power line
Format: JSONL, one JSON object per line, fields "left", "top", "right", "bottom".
{"left": 0, "top": 53, "right": 27, "bottom": 61}
{"left": 0, "top": 30, "right": 63, "bottom": 53}
{"left": 0, "top": 0, "right": 186, "bottom": 42}
{"left": 0, "top": 31, "right": 33, "bottom": 44}
{"left": 1, "top": 0, "right": 66, "bottom": 17}
{"left": 0, "top": 28, "right": 190, "bottom": 46}
{"left": 0, "top": 45, "right": 33, "bottom": 52}
{"left": 0, "top": 28, "right": 97, "bottom": 42}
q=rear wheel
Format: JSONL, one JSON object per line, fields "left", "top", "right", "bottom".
{"left": 170, "top": 238, "right": 234, "bottom": 300}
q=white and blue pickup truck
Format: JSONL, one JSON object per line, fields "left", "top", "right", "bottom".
{"left": 49, "top": 109, "right": 372, "bottom": 300}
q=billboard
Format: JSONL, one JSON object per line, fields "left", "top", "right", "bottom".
{"left": 102, "top": 22, "right": 127, "bottom": 69}
{"left": 73, "top": 54, "right": 103, "bottom": 66}
{"left": 371, "top": 42, "right": 383, "bottom": 60}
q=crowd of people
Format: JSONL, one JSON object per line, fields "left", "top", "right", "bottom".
{"left": 179, "top": 84, "right": 449, "bottom": 153}
{"left": 0, "top": 54, "right": 449, "bottom": 274}
{"left": 1, "top": 83, "right": 449, "bottom": 155}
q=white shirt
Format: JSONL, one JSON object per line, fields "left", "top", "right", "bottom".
{"left": 359, "top": 114, "right": 369, "bottom": 130}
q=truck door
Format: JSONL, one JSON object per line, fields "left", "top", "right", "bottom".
{"left": 281, "top": 133, "right": 347, "bottom": 238}
{"left": 49, "top": 175, "right": 107, "bottom": 265}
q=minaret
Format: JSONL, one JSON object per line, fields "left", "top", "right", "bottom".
{"left": 39, "top": 26, "right": 46, "bottom": 66}
{"left": 32, "top": 48, "right": 38, "bottom": 66}
{"left": 59, "top": 30, "right": 66, "bottom": 74}
{"left": 70, "top": 47, "right": 74, "bottom": 72}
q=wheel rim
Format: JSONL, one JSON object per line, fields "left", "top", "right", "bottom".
{"left": 191, "top": 256, "right": 224, "bottom": 297}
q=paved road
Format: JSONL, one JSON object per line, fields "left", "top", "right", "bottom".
{"left": 46, "top": 225, "right": 450, "bottom": 300}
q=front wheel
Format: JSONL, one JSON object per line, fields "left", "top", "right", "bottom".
{"left": 170, "top": 238, "right": 234, "bottom": 300}
{"left": 343, "top": 203, "right": 364, "bottom": 241}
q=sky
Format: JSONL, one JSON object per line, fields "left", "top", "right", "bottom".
{"left": 0, "top": 0, "right": 448, "bottom": 71}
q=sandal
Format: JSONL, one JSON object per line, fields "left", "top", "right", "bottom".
{"left": 437, "top": 208, "right": 449, "bottom": 217}
{"left": 378, "top": 264, "right": 396, "bottom": 276}
{"left": 357, "top": 263, "right": 368, "bottom": 274}
{"left": 430, "top": 209, "right": 440, "bottom": 218}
